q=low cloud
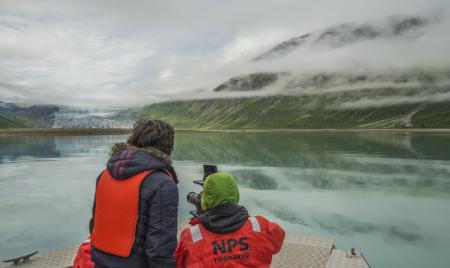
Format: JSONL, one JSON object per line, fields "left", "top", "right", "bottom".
{"left": 1, "top": 0, "right": 450, "bottom": 107}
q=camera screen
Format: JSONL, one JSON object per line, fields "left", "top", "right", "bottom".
{"left": 203, "top": 164, "right": 218, "bottom": 179}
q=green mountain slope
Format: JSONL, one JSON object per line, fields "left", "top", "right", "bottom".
{"left": 141, "top": 94, "right": 450, "bottom": 129}
{"left": 213, "top": 72, "right": 284, "bottom": 92}
{"left": 0, "top": 102, "right": 59, "bottom": 128}
{"left": 0, "top": 114, "right": 34, "bottom": 128}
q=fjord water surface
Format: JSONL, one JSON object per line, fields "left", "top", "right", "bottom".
{"left": 1, "top": 132, "right": 450, "bottom": 267}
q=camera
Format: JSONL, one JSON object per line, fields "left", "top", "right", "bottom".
{"left": 186, "top": 164, "right": 217, "bottom": 217}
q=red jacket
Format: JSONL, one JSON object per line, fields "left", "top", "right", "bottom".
{"left": 175, "top": 216, "right": 285, "bottom": 268}
{"left": 73, "top": 239, "right": 95, "bottom": 268}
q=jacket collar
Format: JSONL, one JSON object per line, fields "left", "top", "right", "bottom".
{"left": 110, "top": 143, "right": 172, "bottom": 164}
{"left": 199, "top": 203, "right": 249, "bottom": 234}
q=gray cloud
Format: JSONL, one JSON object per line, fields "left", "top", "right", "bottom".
{"left": 1, "top": 0, "right": 450, "bottom": 107}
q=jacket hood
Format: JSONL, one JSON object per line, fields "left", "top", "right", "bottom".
{"left": 199, "top": 203, "right": 249, "bottom": 234}
{"left": 201, "top": 172, "right": 240, "bottom": 211}
{"left": 106, "top": 143, "right": 178, "bottom": 183}
{"left": 110, "top": 143, "right": 172, "bottom": 164}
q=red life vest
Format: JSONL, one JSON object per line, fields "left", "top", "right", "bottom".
{"left": 91, "top": 169, "right": 169, "bottom": 257}
{"left": 175, "top": 216, "right": 285, "bottom": 268}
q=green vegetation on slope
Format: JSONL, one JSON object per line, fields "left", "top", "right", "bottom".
{"left": 0, "top": 104, "right": 59, "bottom": 129}
{"left": 0, "top": 114, "right": 34, "bottom": 128}
{"left": 213, "top": 72, "right": 282, "bottom": 92}
{"left": 141, "top": 94, "right": 450, "bottom": 129}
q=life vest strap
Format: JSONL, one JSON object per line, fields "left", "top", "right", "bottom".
{"left": 249, "top": 216, "right": 261, "bottom": 232}
{"left": 138, "top": 215, "right": 148, "bottom": 224}
{"left": 190, "top": 224, "right": 203, "bottom": 242}
{"left": 135, "top": 237, "right": 146, "bottom": 246}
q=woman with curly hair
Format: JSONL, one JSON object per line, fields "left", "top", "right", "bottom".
{"left": 89, "top": 119, "right": 178, "bottom": 268}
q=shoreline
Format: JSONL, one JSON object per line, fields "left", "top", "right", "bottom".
{"left": 1, "top": 127, "right": 450, "bottom": 136}
{"left": 0, "top": 128, "right": 132, "bottom": 136}
{"left": 175, "top": 128, "right": 450, "bottom": 133}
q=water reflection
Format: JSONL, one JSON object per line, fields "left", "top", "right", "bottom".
{"left": 0, "top": 135, "right": 126, "bottom": 162}
{"left": 0, "top": 136, "right": 60, "bottom": 162}
{"left": 233, "top": 169, "right": 278, "bottom": 190}
{"left": 312, "top": 214, "right": 424, "bottom": 242}
{"left": 1, "top": 132, "right": 450, "bottom": 268}
{"left": 173, "top": 132, "right": 450, "bottom": 197}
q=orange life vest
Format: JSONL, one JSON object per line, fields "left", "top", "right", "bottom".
{"left": 91, "top": 169, "right": 168, "bottom": 257}
{"left": 175, "top": 216, "right": 285, "bottom": 268}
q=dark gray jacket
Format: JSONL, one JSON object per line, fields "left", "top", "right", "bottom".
{"left": 89, "top": 148, "right": 179, "bottom": 268}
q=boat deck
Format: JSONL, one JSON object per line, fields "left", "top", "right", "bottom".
{"left": 1, "top": 222, "right": 370, "bottom": 268}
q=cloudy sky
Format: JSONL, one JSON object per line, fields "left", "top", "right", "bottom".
{"left": 1, "top": 0, "right": 450, "bottom": 107}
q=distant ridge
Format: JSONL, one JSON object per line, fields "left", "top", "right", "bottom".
{"left": 141, "top": 93, "right": 450, "bottom": 129}
{"left": 254, "top": 15, "right": 428, "bottom": 61}
{"left": 0, "top": 101, "right": 59, "bottom": 128}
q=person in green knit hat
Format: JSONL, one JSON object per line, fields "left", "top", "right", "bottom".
{"left": 201, "top": 172, "right": 240, "bottom": 211}
{"left": 175, "top": 172, "right": 285, "bottom": 267}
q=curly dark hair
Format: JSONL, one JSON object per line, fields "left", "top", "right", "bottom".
{"left": 127, "top": 119, "right": 174, "bottom": 155}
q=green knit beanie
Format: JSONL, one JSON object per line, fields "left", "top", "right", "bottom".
{"left": 201, "top": 172, "right": 240, "bottom": 211}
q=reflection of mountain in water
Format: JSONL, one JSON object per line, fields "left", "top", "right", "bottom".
{"left": 255, "top": 201, "right": 425, "bottom": 244}
{"left": 0, "top": 135, "right": 126, "bottom": 161}
{"left": 0, "top": 136, "right": 60, "bottom": 162}
{"left": 53, "top": 135, "right": 125, "bottom": 157}
{"left": 173, "top": 132, "right": 450, "bottom": 196}
{"left": 232, "top": 169, "right": 278, "bottom": 190}
{"left": 2, "top": 132, "right": 449, "bottom": 195}
{"left": 174, "top": 131, "right": 450, "bottom": 163}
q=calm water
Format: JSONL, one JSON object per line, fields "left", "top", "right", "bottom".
{"left": 1, "top": 132, "right": 450, "bottom": 267}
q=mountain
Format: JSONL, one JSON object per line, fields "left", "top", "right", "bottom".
{"left": 213, "top": 72, "right": 285, "bottom": 92}
{"left": 210, "top": 68, "right": 450, "bottom": 95}
{"left": 3, "top": 15, "right": 449, "bottom": 130}
{"left": 52, "top": 107, "right": 137, "bottom": 128}
{"left": 283, "top": 69, "right": 449, "bottom": 90}
{"left": 0, "top": 102, "right": 60, "bottom": 128}
{"left": 0, "top": 102, "right": 138, "bottom": 129}
{"left": 141, "top": 90, "right": 450, "bottom": 129}
{"left": 254, "top": 15, "right": 428, "bottom": 61}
